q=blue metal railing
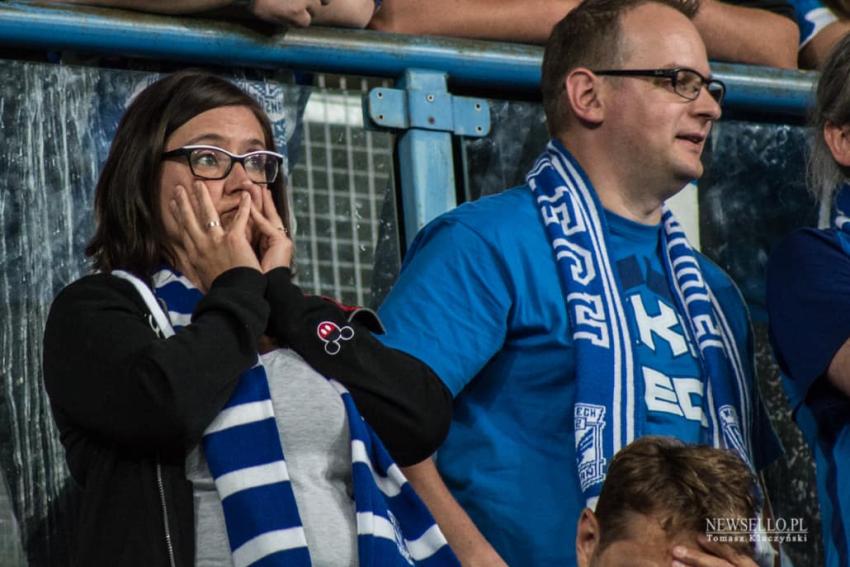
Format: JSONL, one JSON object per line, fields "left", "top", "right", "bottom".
{"left": 0, "top": 1, "right": 817, "bottom": 117}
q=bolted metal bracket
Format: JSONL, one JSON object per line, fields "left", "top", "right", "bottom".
{"left": 365, "top": 86, "right": 490, "bottom": 137}
{"left": 361, "top": 69, "right": 491, "bottom": 249}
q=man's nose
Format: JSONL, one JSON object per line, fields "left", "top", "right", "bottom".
{"left": 694, "top": 85, "right": 722, "bottom": 121}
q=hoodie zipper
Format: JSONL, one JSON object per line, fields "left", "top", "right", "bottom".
{"left": 156, "top": 459, "right": 178, "bottom": 567}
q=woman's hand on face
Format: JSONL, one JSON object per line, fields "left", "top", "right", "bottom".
{"left": 169, "top": 181, "right": 261, "bottom": 291}
{"left": 250, "top": 187, "right": 294, "bottom": 272}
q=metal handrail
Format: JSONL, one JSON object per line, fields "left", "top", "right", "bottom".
{"left": 0, "top": 1, "right": 817, "bottom": 117}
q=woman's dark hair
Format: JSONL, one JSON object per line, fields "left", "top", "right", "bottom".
{"left": 86, "top": 70, "right": 291, "bottom": 277}
{"left": 810, "top": 33, "right": 850, "bottom": 219}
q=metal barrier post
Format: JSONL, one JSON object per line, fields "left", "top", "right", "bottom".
{"left": 365, "top": 69, "right": 490, "bottom": 248}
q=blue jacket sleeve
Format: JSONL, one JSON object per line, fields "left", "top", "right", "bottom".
{"left": 767, "top": 228, "right": 850, "bottom": 407}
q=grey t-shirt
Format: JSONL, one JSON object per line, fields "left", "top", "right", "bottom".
{"left": 187, "top": 349, "right": 358, "bottom": 566}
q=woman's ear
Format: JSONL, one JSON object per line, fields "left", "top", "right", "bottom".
{"left": 564, "top": 68, "right": 605, "bottom": 126}
{"left": 823, "top": 121, "right": 850, "bottom": 167}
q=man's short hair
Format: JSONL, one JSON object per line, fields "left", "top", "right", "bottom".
{"left": 594, "top": 436, "right": 759, "bottom": 557}
{"left": 541, "top": 0, "right": 700, "bottom": 136}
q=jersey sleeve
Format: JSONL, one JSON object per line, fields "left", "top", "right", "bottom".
{"left": 767, "top": 228, "right": 850, "bottom": 407}
{"left": 377, "top": 218, "right": 513, "bottom": 397}
{"left": 789, "top": 0, "right": 838, "bottom": 47}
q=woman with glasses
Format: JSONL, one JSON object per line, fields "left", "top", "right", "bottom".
{"left": 41, "top": 70, "right": 456, "bottom": 567}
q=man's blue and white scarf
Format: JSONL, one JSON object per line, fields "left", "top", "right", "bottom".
{"left": 526, "top": 139, "right": 755, "bottom": 504}
{"left": 112, "top": 267, "right": 458, "bottom": 567}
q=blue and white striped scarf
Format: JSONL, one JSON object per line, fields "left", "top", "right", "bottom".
{"left": 113, "top": 267, "right": 458, "bottom": 567}
{"left": 527, "top": 139, "right": 755, "bottom": 505}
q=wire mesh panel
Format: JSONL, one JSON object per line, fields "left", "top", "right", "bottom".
{"left": 289, "top": 81, "right": 396, "bottom": 307}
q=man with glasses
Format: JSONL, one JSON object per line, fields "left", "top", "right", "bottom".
{"left": 375, "top": 0, "right": 782, "bottom": 564}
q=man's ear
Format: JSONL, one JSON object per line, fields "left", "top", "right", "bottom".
{"left": 564, "top": 68, "right": 605, "bottom": 126}
{"left": 824, "top": 121, "right": 850, "bottom": 167}
{"left": 576, "top": 507, "right": 601, "bottom": 567}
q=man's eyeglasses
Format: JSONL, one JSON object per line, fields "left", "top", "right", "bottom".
{"left": 591, "top": 67, "right": 726, "bottom": 105}
{"left": 162, "top": 145, "right": 284, "bottom": 184}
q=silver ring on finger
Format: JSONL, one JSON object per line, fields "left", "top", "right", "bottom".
{"left": 205, "top": 219, "right": 221, "bottom": 231}
{"left": 276, "top": 226, "right": 288, "bottom": 235}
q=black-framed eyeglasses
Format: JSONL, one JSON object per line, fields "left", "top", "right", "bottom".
{"left": 591, "top": 67, "right": 726, "bottom": 105}
{"left": 162, "top": 145, "right": 284, "bottom": 184}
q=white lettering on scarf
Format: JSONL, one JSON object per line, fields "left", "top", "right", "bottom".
{"left": 643, "top": 367, "right": 708, "bottom": 426}
{"left": 568, "top": 292, "right": 610, "bottom": 347}
{"left": 553, "top": 239, "right": 596, "bottom": 286}
{"left": 538, "top": 186, "right": 586, "bottom": 236}
{"left": 629, "top": 295, "right": 688, "bottom": 356}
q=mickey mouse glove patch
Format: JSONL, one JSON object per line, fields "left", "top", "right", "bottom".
{"left": 317, "top": 321, "right": 355, "bottom": 355}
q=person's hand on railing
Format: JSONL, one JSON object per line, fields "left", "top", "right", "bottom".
{"left": 41, "top": 0, "right": 375, "bottom": 30}
{"left": 251, "top": 0, "right": 332, "bottom": 27}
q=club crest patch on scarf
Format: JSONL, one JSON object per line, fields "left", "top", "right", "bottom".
{"left": 575, "top": 403, "right": 607, "bottom": 492}
{"left": 719, "top": 405, "right": 748, "bottom": 462}
{"left": 388, "top": 510, "right": 415, "bottom": 565}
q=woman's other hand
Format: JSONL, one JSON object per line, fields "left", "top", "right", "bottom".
{"left": 170, "top": 180, "right": 261, "bottom": 291}
{"left": 250, "top": 187, "right": 294, "bottom": 272}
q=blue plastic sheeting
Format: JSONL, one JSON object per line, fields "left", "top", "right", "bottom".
{"left": 0, "top": 1, "right": 817, "bottom": 117}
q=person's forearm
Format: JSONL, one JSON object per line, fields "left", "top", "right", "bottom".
{"left": 800, "top": 20, "right": 850, "bottom": 69}
{"left": 312, "top": 0, "right": 376, "bottom": 28}
{"left": 368, "top": 0, "right": 578, "bottom": 44}
{"left": 694, "top": 0, "right": 799, "bottom": 68}
{"left": 264, "top": 268, "right": 453, "bottom": 466}
{"left": 48, "top": 0, "right": 234, "bottom": 14}
{"left": 402, "top": 458, "right": 508, "bottom": 566}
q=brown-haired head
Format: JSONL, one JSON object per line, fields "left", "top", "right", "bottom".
{"left": 85, "top": 70, "right": 291, "bottom": 279}
{"left": 809, "top": 33, "right": 850, "bottom": 213}
{"left": 541, "top": 0, "right": 700, "bottom": 137}
{"left": 591, "top": 436, "right": 759, "bottom": 558}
